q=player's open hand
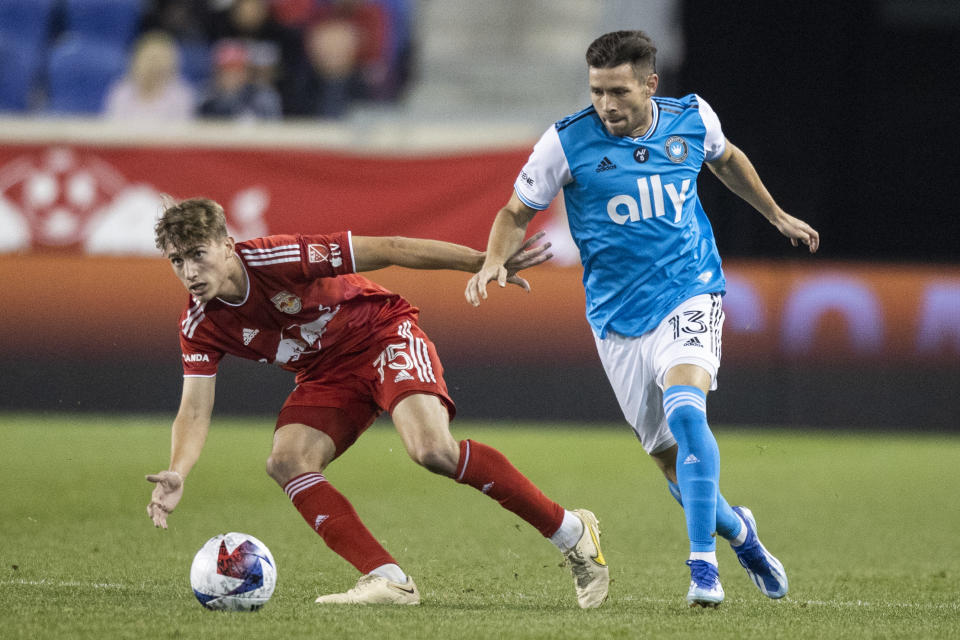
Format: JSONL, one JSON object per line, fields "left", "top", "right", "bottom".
{"left": 146, "top": 470, "right": 184, "bottom": 529}
{"left": 774, "top": 212, "right": 820, "bottom": 253}
{"left": 503, "top": 231, "right": 553, "bottom": 292}
{"left": 504, "top": 231, "right": 553, "bottom": 272}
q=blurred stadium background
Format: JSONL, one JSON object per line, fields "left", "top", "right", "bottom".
{"left": 0, "top": 0, "right": 958, "bottom": 430}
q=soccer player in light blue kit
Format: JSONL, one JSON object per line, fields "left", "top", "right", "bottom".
{"left": 466, "top": 30, "right": 819, "bottom": 607}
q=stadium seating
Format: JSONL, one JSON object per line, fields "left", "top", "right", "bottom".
{"left": 46, "top": 35, "right": 127, "bottom": 114}
{"left": 0, "top": 0, "right": 57, "bottom": 48}
{"left": 178, "top": 40, "right": 213, "bottom": 89}
{"left": 379, "top": 0, "right": 414, "bottom": 97}
{"left": 63, "top": 0, "right": 143, "bottom": 47}
{"left": 0, "top": 33, "right": 42, "bottom": 111}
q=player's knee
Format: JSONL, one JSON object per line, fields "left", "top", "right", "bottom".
{"left": 265, "top": 450, "right": 316, "bottom": 485}
{"left": 264, "top": 454, "right": 289, "bottom": 484}
{"left": 407, "top": 439, "right": 458, "bottom": 476}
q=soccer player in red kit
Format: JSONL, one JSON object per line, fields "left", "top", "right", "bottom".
{"left": 145, "top": 198, "right": 608, "bottom": 608}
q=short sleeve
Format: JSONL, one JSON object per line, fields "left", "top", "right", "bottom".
{"left": 298, "top": 231, "right": 356, "bottom": 277}
{"left": 696, "top": 95, "right": 726, "bottom": 162}
{"left": 514, "top": 126, "right": 573, "bottom": 210}
{"left": 237, "top": 233, "right": 355, "bottom": 280}
{"left": 180, "top": 332, "right": 222, "bottom": 377}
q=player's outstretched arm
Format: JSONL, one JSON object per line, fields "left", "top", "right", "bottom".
{"left": 706, "top": 139, "right": 820, "bottom": 253}
{"left": 466, "top": 193, "right": 539, "bottom": 306}
{"left": 352, "top": 223, "right": 550, "bottom": 280}
{"left": 146, "top": 376, "right": 215, "bottom": 529}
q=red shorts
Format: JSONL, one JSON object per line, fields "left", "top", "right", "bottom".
{"left": 276, "top": 316, "right": 455, "bottom": 459}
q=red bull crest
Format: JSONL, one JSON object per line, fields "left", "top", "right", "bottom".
{"left": 270, "top": 291, "right": 302, "bottom": 314}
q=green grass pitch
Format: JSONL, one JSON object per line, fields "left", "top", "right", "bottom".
{"left": 1, "top": 413, "right": 958, "bottom": 639}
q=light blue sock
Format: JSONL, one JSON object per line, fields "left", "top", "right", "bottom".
{"left": 663, "top": 385, "right": 719, "bottom": 553}
{"left": 667, "top": 480, "right": 743, "bottom": 540}
{"left": 667, "top": 480, "right": 683, "bottom": 505}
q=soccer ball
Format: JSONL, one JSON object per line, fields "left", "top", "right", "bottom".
{"left": 189, "top": 532, "right": 277, "bottom": 611}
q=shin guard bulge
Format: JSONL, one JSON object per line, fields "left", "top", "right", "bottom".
{"left": 663, "top": 386, "right": 719, "bottom": 553}
{"left": 454, "top": 439, "right": 564, "bottom": 537}
{"left": 284, "top": 472, "right": 396, "bottom": 574}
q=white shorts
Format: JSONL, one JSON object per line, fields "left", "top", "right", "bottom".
{"left": 594, "top": 293, "right": 724, "bottom": 454}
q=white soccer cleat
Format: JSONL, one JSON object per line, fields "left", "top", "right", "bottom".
{"left": 685, "top": 559, "right": 724, "bottom": 608}
{"left": 315, "top": 574, "right": 420, "bottom": 605}
{"left": 564, "top": 508, "right": 609, "bottom": 608}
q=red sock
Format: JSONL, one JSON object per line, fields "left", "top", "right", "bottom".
{"left": 284, "top": 472, "right": 396, "bottom": 574}
{"left": 454, "top": 439, "right": 564, "bottom": 537}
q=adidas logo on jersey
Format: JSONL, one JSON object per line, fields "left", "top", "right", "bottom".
{"left": 595, "top": 156, "right": 617, "bottom": 172}
{"left": 394, "top": 370, "right": 414, "bottom": 382}
{"left": 242, "top": 328, "right": 259, "bottom": 345}
{"left": 683, "top": 337, "right": 703, "bottom": 347}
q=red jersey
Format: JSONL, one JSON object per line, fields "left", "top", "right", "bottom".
{"left": 178, "top": 232, "right": 416, "bottom": 383}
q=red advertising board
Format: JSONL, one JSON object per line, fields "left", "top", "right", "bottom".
{"left": 0, "top": 143, "right": 541, "bottom": 254}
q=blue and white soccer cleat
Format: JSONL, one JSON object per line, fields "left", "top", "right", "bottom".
{"left": 685, "top": 559, "right": 724, "bottom": 607}
{"left": 730, "top": 506, "right": 788, "bottom": 599}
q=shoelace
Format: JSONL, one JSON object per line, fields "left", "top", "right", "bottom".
{"left": 347, "top": 575, "right": 380, "bottom": 594}
{"left": 737, "top": 539, "right": 771, "bottom": 571}
{"left": 686, "top": 560, "right": 719, "bottom": 587}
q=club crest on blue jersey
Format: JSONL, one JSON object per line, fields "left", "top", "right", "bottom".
{"left": 633, "top": 147, "right": 649, "bottom": 163}
{"left": 665, "top": 136, "right": 688, "bottom": 163}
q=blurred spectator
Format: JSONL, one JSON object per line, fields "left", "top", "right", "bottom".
{"left": 274, "top": 0, "right": 411, "bottom": 100}
{"left": 198, "top": 39, "right": 282, "bottom": 120}
{"left": 103, "top": 30, "right": 196, "bottom": 121}
{"left": 270, "top": 0, "right": 316, "bottom": 28}
{"left": 207, "top": 0, "right": 303, "bottom": 115}
{"left": 140, "top": 0, "right": 216, "bottom": 44}
{"left": 288, "top": 0, "right": 390, "bottom": 118}
{"left": 138, "top": 1, "right": 219, "bottom": 90}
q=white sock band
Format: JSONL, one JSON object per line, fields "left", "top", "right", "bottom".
{"left": 689, "top": 551, "right": 718, "bottom": 566}
{"left": 369, "top": 563, "right": 407, "bottom": 584}
{"left": 550, "top": 510, "right": 584, "bottom": 552}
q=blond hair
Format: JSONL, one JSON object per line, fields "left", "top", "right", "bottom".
{"left": 154, "top": 197, "right": 228, "bottom": 254}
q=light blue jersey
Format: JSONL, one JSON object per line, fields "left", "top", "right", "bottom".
{"left": 515, "top": 94, "right": 727, "bottom": 338}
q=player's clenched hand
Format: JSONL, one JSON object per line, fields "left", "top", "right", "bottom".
{"left": 467, "top": 232, "right": 553, "bottom": 305}
{"left": 465, "top": 263, "right": 507, "bottom": 306}
{"left": 502, "top": 231, "right": 553, "bottom": 293}
{"left": 773, "top": 212, "right": 820, "bottom": 253}
{"left": 146, "top": 470, "right": 184, "bottom": 529}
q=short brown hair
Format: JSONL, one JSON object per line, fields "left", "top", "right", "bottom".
{"left": 585, "top": 30, "right": 657, "bottom": 76}
{"left": 154, "top": 197, "right": 228, "bottom": 254}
